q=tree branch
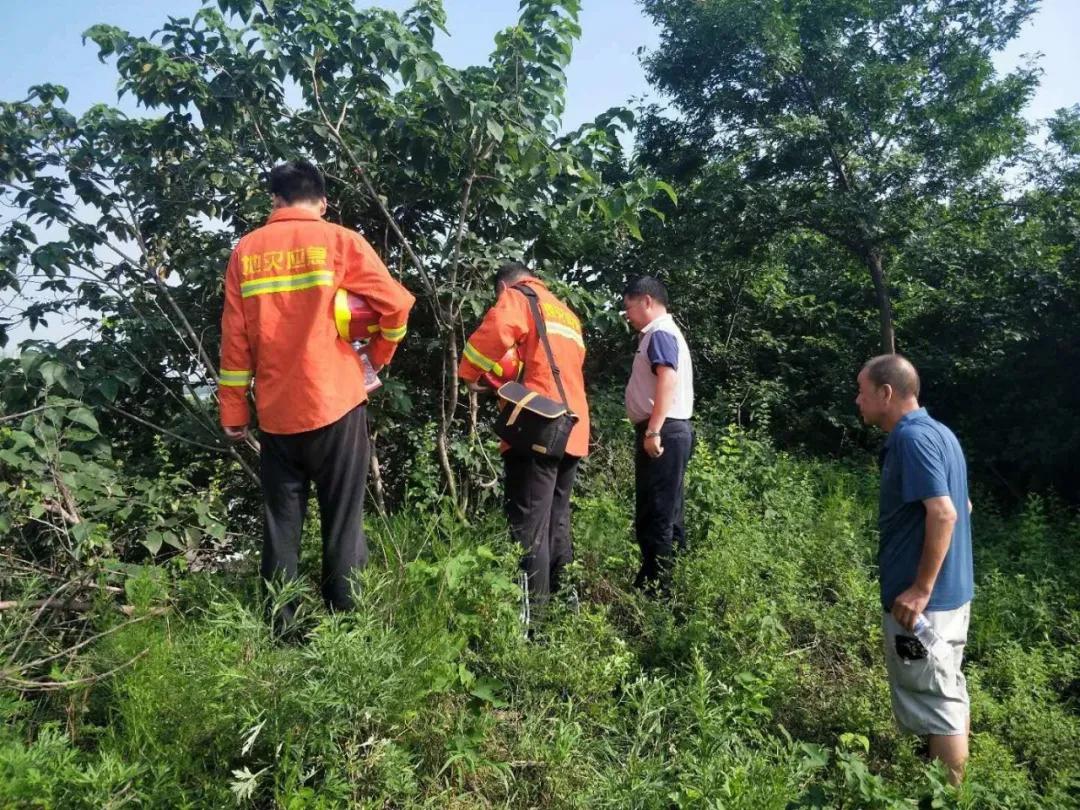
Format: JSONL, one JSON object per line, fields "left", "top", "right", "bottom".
{"left": 307, "top": 61, "right": 443, "bottom": 327}
{"left": 105, "top": 404, "right": 230, "bottom": 454}
{"left": 2, "top": 648, "right": 150, "bottom": 692}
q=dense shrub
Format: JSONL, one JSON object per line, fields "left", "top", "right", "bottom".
{"left": 2, "top": 430, "right": 1077, "bottom": 807}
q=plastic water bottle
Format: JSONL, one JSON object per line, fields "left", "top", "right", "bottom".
{"left": 352, "top": 344, "right": 382, "bottom": 393}
{"left": 360, "top": 353, "right": 382, "bottom": 393}
{"left": 913, "top": 614, "right": 951, "bottom": 659}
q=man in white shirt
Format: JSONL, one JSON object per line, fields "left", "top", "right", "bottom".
{"left": 623, "top": 276, "right": 695, "bottom": 593}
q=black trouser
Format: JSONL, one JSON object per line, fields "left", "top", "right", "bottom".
{"left": 634, "top": 419, "right": 694, "bottom": 591}
{"left": 503, "top": 450, "right": 581, "bottom": 615}
{"left": 259, "top": 403, "right": 370, "bottom": 620}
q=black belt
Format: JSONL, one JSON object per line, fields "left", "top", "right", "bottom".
{"left": 634, "top": 418, "right": 691, "bottom": 430}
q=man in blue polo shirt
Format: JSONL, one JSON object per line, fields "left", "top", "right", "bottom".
{"left": 623, "top": 276, "right": 694, "bottom": 593}
{"left": 856, "top": 354, "right": 974, "bottom": 785}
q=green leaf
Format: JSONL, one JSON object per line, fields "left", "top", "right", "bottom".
{"left": 98, "top": 378, "right": 120, "bottom": 402}
{"left": 38, "top": 361, "right": 64, "bottom": 389}
{"left": 66, "top": 407, "right": 100, "bottom": 434}
{"left": 654, "top": 180, "right": 678, "bottom": 205}
{"left": 142, "top": 531, "right": 163, "bottom": 555}
{"left": 71, "top": 521, "right": 93, "bottom": 544}
{"left": 839, "top": 732, "right": 870, "bottom": 754}
{"left": 0, "top": 449, "right": 27, "bottom": 469}
{"left": 456, "top": 661, "right": 475, "bottom": 688}
{"left": 9, "top": 431, "right": 36, "bottom": 451}
{"left": 798, "top": 742, "right": 830, "bottom": 769}
{"left": 445, "top": 556, "right": 466, "bottom": 590}
{"left": 469, "top": 678, "right": 507, "bottom": 707}
{"left": 486, "top": 119, "right": 505, "bottom": 143}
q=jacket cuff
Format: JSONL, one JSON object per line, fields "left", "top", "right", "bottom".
{"left": 458, "top": 359, "right": 481, "bottom": 384}
{"left": 368, "top": 337, "right": 398, "bottom": 369}
{"left": 219, "top": 394, "right": 251, "bottom": 428}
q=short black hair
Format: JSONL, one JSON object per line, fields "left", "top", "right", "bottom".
{"left": 268, "top": 160, "right": 326, "bottom": 204}
{"left": 494, "top": 262, "right": 532, "bottom": 293}
{"left": 862, "top": 354, "right": 921, "bottom": 398}
{"left": 623, "top": 275, "right": 669, "bottom": 307}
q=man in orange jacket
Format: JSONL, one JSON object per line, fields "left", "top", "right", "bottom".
{"left": 219, "top": 160, "right": 414, "bottom": 624}
{"left": 458, "top": 263, "right": 590, "bottom": 622}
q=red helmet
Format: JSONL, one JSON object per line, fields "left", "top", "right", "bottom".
{"left": 335, "top": 289, "right": 381, "bottom": 342}
{"left": 482, "top": 344, "right": 523, "bottom": 389}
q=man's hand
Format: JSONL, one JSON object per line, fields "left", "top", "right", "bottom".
{"left": 467, "top": 381, "right": 489, "bottom": 394}
{"left": 890, "top": 495, "right": 956, "bottom": 631}
{"left": 224, "top": 425, "right": 248, "bottom": 442}
{"left": 891, "top": 584, "right": 932, "bottom": 631}
{"left": 644, "top": 432, "right": 664, "bottom": 459}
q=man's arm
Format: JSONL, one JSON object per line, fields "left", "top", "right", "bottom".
{"left": 457, "top": 289, "right": 528, "bottom": 386}
{"left": 219, "top": 250, "right": 253, "bottom": 438}
{"left": 644, "top": 366, "right": 676, "bottom": 458}
{"left": 643, "top": 331, "right": 679, "bottom": 458}
{"left": 341, "top": 234, "right": 415, "bottom": 370}
{"left": 891, "top": 494, "right": 958, "bottom": 630}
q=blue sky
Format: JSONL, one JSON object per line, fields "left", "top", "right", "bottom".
{"left": 2, "top": 0, "right": 1076, "bottom": 130}
{"left": 0, "top": 0, "right": 659, "bottom": 132}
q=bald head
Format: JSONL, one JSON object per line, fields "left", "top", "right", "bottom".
{"left": 862, "top": 354, "right": 920, "bottom": 399}
{"left": 855, "top": 354, "right": 922, "bottom": 431}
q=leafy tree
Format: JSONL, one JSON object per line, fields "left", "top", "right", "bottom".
{"left": 640, "top": 0, "right": 1039, "bottom": 353}
{"left": 0, "top": 0, "right": 673, "bottom": 537}
{"left": 898, "top": 108, "right": 1080, "bottom": 498}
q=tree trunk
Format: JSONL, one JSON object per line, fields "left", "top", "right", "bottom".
{"left": 864, "top": 248, "right": 896, "bottom": 354}
{"left": 436, "top": 330, "right": 465, "bottom": 518}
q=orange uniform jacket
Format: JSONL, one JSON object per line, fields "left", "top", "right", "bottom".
{"left": 218, "top": 207, "right": 415, "bottom": 434}
{"left": 458, "top": 277, "right": 590, "bottom": 457}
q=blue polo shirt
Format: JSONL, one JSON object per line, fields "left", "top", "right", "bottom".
{"left": 878, "top": 408, "right": 973, "bottom": 612}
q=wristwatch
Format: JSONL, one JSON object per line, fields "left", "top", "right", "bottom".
{"left": 645, "top": 430, "right": 661, "bottom": 438}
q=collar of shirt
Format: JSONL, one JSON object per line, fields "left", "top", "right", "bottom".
{"left": 506, "top": 276, "right": 549, "bottom": 299}
{"left": 640, "top": 312, "right": 675, "bottom": 335}
{"left": 266, "top": 206, "right": 323, "bottom": 224}
{"left": 884, "top": 407, "right": 929, "bottom": 449}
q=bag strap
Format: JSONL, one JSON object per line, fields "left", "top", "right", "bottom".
{"left": 513, "top": 283, "right": 571, "bottom": 410}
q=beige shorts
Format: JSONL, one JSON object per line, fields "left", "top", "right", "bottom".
{"left": 882, "top": 602, "right": 970, "bottom": 736}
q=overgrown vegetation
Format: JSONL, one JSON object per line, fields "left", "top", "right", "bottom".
{"left": 3, "top": 0, "right": 1080, "bottom": 806}
{"left": 3, "top": 430, "right": 1077, "bottom": 808}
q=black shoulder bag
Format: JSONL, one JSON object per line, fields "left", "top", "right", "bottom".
{"left": 492, "top": 284, "right": 579, "bottom": 459}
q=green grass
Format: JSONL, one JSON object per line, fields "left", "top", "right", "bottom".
{"left": 2, "top": 429, "right": 1078, "bottom": 808}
